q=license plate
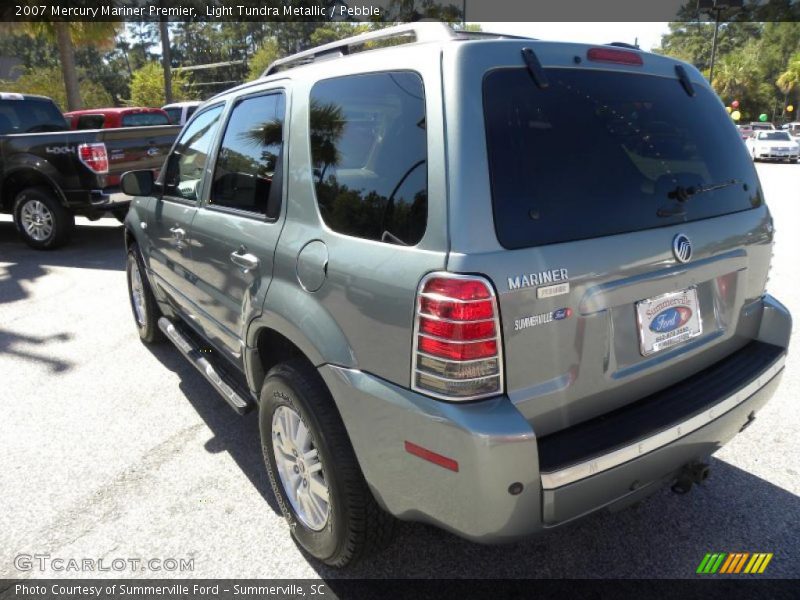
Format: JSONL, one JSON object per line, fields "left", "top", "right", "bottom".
{"left": 635, "top": 288, "right": 702, "bottom": 356}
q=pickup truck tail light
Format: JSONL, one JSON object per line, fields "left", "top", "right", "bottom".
{"left": 77, "top": 142, "right": 109, "bottom": 174}
{"left": 412, "top": 273, "right": 504, "bottom": 401}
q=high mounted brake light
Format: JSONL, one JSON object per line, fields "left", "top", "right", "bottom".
{"left": 587, "top": 47, "right": 643, "bottom": 66}
{"left": 412, "top": 273, "right": 504, "bottom": 401}
{"left": 77, "top": 142, "right": 109, "bottom": 174}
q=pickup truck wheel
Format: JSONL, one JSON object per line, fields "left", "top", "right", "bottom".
{"left": 13, "top": 187, "right": 74, "bottom": 250}
{"left": 126, "top": 244, "right": 164, "bottom": 343}
{"left": 260, "top": 360, "right": 394, "bottom": 567}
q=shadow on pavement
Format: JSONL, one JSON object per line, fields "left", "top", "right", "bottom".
{"left": 135, "top": 336, "right": 800, "bottom": 579}
{"left": 315, "top": 459, "right": 799, "bottom": 579}
{"left": 144, "top": 342, "right": 281, "bottom": 516}
{"left": 0, "top": 218, "right": 126, "bottom": 304}
{"left": 0, "top": 329, "right": 74, "bottom": 373}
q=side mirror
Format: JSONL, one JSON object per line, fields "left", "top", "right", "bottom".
{"left": 121, "top": 170, "right": 155, "bottom": 197}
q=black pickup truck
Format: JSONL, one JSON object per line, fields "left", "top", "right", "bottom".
{"left": 1, "top": 92, "right": 180, "bottom": 249}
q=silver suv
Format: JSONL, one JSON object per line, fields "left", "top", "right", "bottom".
{"left": 121, "top": 23, "right": 792, "bottom": 567}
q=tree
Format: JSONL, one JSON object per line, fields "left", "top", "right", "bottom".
{"left": 159, "top": 20, "right": 173, "bottom": 105}
{"left": 777, "top": 52, "right": 800, "bottom": 115}
{"left": 247, "top": 38, "right": 281, "bottom": 81}
{"left": 129, "top": 62, "right": 194, "bottom": 107}
{"left": 2, "top": 66, "right": 112, "bottom": 110}
{"left": 6, "top": 21, "right": 119, "bottom": 111}
{"left": 655, "top": 20, "right": 800, "bottom": 123}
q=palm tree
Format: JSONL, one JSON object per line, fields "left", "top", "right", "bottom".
{"left": 777, "top": 52, "right": 800, "bottom": 115}
{"left": 2, "top": 21, "right": 119, "bottom": 111}
{"left": 158, "top": 19, "right": 173, "bottom": 105}
{"left": 713, "top": 42, "right": 761, "bottom": 102}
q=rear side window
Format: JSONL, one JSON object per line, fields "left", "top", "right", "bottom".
{"left": 309, "top": 71, "right": 427, "bottom": 246}
{"left": 76, "top": 114, "right": 105, "bottom": 129}
{"left": 210, "top": 93, "right": 285, "bottom": 217}
{"left": 483, "top": 68, "right": 762, "bottom": 249}
{"left": 122, "top": 112, "right": 170, "bottom": 127}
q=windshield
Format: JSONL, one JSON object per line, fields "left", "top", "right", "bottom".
{"left": 483, "top": 68, "right": 761, "bottom": 249}
{"left": 121, "top": 112, "right": 169, "bottom": 127}
{"left": 757, "top": 131, "right": 791, "bottom": 141}
{"left": 0, "top": 97, "right": 68, "bottom": 134}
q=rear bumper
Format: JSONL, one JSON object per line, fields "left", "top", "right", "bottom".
{"left": 63, "top": 187, "right": 129, "bottom": 211}
{"left": 321, "top": 294, "right": 791, "bottom": 543}
{"left": 89, "top": 187, "right": 129, "bottom": 208}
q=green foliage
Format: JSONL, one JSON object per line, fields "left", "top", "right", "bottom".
{"left": 655, "top": 21, "right": 800, "bottom": 122}
{"left": 2, "top": 66, "right": 112, "bottom": 109}
{"left": 777, "top": 52, "right": 800, "bottom": 93}
{"left": 129, "top": 62, "right": 194, "bottom": 107}
{"left": 247, "top": 38, "right": 280, "bottom": 81}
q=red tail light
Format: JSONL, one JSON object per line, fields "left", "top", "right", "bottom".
{"left": 587, "top": 47, "right": 643, "bottom": 66}
{"left": 412, "top": 273, "right": 504, "bottom": 401}
{"left": 77, "top": 142, "right": 109, "bottom": 174}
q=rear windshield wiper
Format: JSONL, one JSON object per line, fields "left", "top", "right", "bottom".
{"left": 667, "top": 178, "right": 741, "bottom": 202}
{"left": 521, "top": 48, "right": 549, "bottom": 90}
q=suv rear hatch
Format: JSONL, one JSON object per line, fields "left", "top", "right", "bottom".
{"left": 443, "top": 41, "right": 774, "bottom": 436}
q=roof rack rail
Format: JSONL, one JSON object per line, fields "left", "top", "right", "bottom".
{"left": 262, "top": 22, "right": 457, "bottom": 77}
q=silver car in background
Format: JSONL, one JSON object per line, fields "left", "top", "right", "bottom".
{"left": 746, "top": 130, "right": 800, "bottom": 162}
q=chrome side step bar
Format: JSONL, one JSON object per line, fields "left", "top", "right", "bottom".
{"left": 158, "top": 317, "right": 253, "bottom": 415}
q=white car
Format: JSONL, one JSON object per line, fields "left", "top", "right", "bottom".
{"left": 161, "top": 101, "right": 201, "bottom": 126}
{"left": 745, "top": 130, "right": 800, "bottom": 162}
{"left": 781, "top": 121, "right": 800, "bottom": 141}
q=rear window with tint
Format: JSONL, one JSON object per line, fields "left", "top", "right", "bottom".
{"left": 76, "top": 114, "right": 105, "bottom": 129}
{"left": 483, "top": 68, "right": 762, "bottom": 249}
{"left": 122, "top": 112, "right": 170, "bottom": 127}
{"left": 309, "top": 71, "right": 427, "bottom": 246}
{"left": 0, "top": 98, "right": 67, "bottom": 134}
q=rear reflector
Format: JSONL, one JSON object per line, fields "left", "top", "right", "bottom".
{"left": 587, "top": 47, "right": 643, "bottom": 66}
{"left": 404, "top": 441, "right": 459, "bottom": 472}
{"left": 412, "top": 273, "right": 504, "bottom": 401}
{"left": 77, "top": 142, "right": 109, "bottom": 174}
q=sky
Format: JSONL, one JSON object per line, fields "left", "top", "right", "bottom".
{"left": 475, "top": 22, "right": 671, "bottom": 52}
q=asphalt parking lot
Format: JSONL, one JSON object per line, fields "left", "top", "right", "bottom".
{"left": 1, "top": 162, "right": 798, "bottom": 580}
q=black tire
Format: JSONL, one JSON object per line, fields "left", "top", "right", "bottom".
{"left": 126, "top": 243, "right": 164, "bottom": 343}
{"left": 259, "top": 359, "right": 394, "bottom": 567}
{"left": 13, "top": 186, "right": 74, "bottom": 250}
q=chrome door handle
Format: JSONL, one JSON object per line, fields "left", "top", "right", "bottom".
{"left": 169, "top": 227, "right": 186, "bottom": 250}
{"left": 230, "top": 248, "right": 259, "bottom": 271}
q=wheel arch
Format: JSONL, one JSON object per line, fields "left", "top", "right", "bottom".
{"left": 2, "top": 168, "right": 67, "bottom": 212}
{"left": 245, "top": 306, "right": 356, "bottom": 402}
